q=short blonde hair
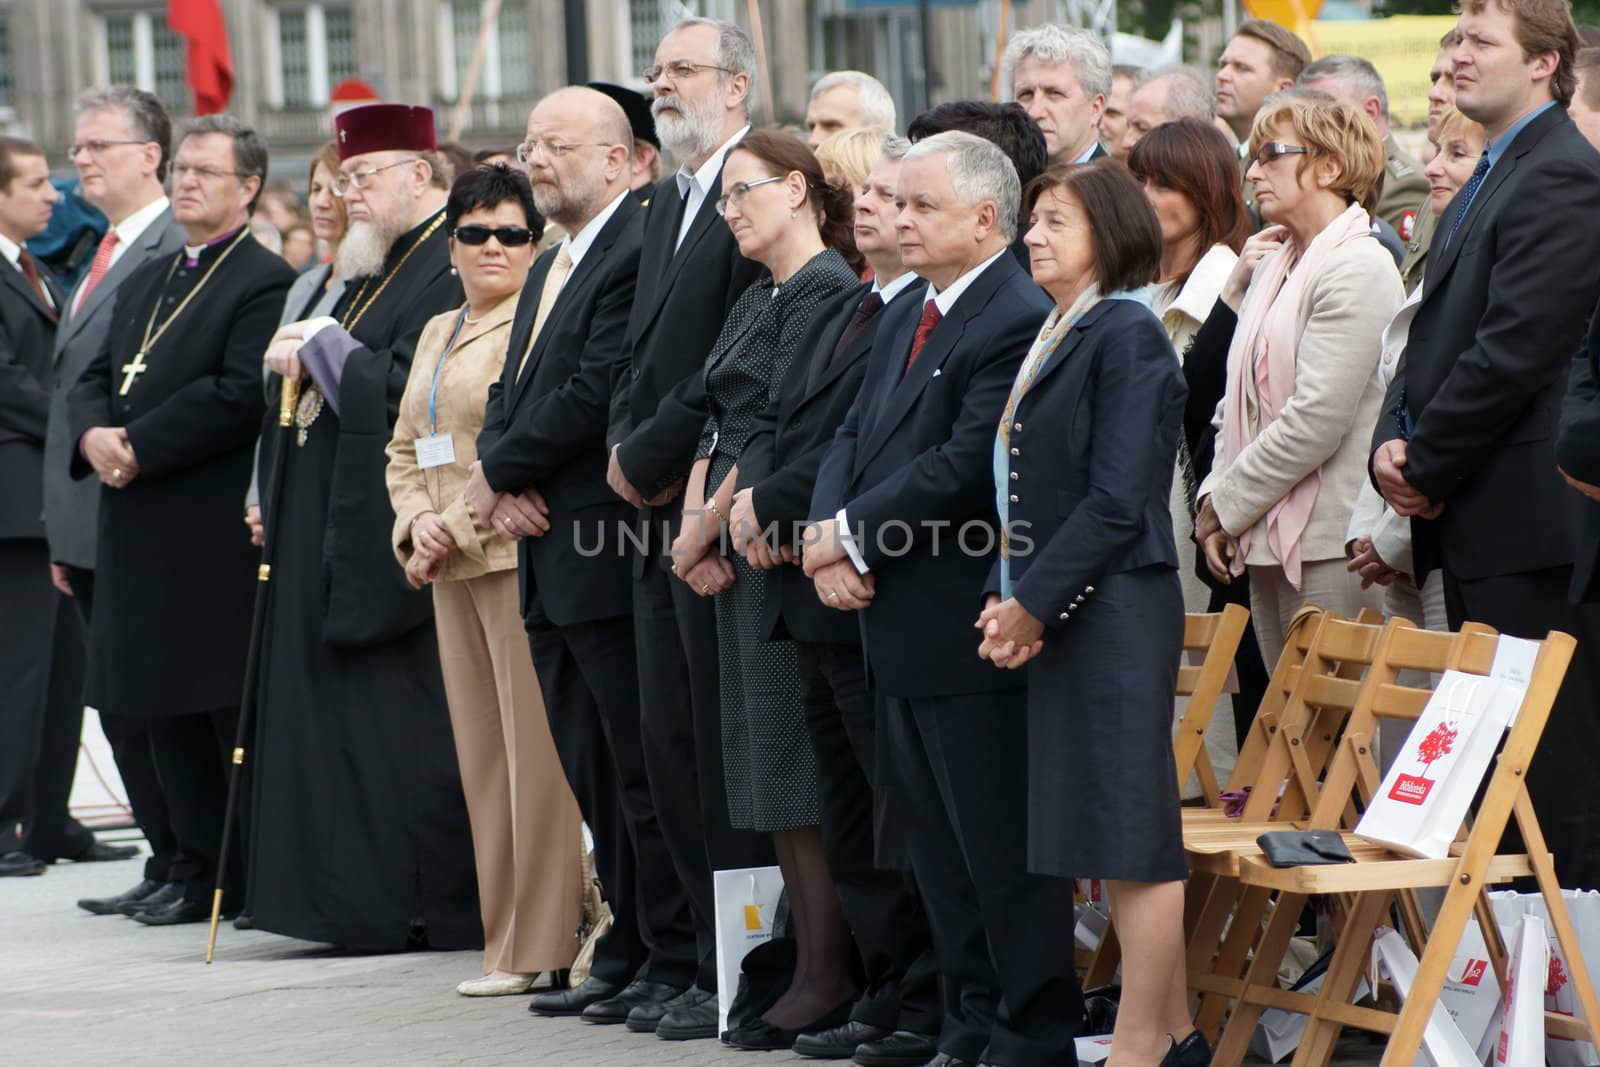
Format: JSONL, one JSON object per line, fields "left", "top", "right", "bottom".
{"left": 1434, "top": 105, "right": 1486, "bottom": 149}
{"left": 815, "top": 124, "right": 891, "bottom": 189}
{"left": 1249, "top": 97, "right": 1385, "bottom": 215}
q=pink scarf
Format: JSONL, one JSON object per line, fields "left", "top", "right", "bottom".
{"left": 1221, "top": 202, "right": 1372, "bottom": 589}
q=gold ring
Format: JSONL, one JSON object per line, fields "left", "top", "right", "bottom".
{"left": 671, "top": 564, "right": 680, "bottom": 577}
{"left": 827, "top": 591, "right": 839, "bottom": 601}
{"left": 700, "top": 584, "right": 712, "bottom": 595}
{"left": 502, "top": 515, "right": 513, "bottom": 530}
{"left": 112, "top": 467, "right": 122, "bottom": 481}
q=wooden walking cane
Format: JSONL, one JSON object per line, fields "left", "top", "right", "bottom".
{"left": 205, "top": 374, "right": 299, "bottom": 963}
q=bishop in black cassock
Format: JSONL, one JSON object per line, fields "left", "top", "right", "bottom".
{"left": 248, "top": 104, "right": 478, "bottom": 950}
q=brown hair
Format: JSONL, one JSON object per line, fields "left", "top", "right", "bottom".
{"left": 0, "top": 135, "right": 44, "bottom": 192}
{"left": 729, "top": 129, "right": 863, "bottom": 275}
{"left": 1576, "top": 46, "right": 1600, "bottom": 109}
{"left": 1126, "top": 118, "right": 1251, "bottom": 286}
{"left": 307, "top": 140, "right": 348, "bottom": 242}
{"left": 1249, "top": 97, "right": 1387, "bottom": 215}
{"left": 1234, "top": 19, "right": 1313, "bottom": 82}
{"left": 1458, "top": 0, "right": 1581, "bottom": 105}
{"left": 1025, "top": 160, "right": 1162, "bottom": 293}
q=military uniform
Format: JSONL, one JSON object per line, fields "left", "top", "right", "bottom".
{"left": 1401, "top": 199, "right": 1436, "bottom": 294}
{"left": 1375, "top": 133, "right": 1429, "bottom": 251}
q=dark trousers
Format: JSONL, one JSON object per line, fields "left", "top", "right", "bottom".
{"left": 0, "top": 540, "right": 60, "bottom": 845}
{"left": 146, "top": 707, "right": 239, "bottom": 904}
{"left": 796, "top": 641, "right": 939, "bottom": 1036}
{"left": 1444, "top": 565, "right": 1600, "bottom": 889}
{"left": 65, "top": 564, "right": 177, "bottom": 882}
{"left": 527, "top": 613, "right": 696, "bottom": 987}
{"left": 25, "top": 580, "right": 94, "bottom": 861}
{"left": 634, "top": 560, "right": 773, "bottom": 992}
{"left": 881, "top": 690, "right": 1083, "bottom": 1067}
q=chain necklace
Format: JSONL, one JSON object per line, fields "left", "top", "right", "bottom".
{"left": 118, "top": 228, "right": 251, "bottom": 396}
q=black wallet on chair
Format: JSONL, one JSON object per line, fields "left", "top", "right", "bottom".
{"left": 1256, "top": 830, "right": 1357, "bottom": 867}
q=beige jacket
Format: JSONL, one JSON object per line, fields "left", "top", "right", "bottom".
{"left": 1200, "top": 236, "right": 1404, "bottom": 569}
{"left": 386, "top": 293, "right": 519, "bottom": 581}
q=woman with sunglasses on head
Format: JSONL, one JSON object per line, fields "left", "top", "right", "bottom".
{"left": 1195, "top": 97, "right": 1403, "bottom": 668}
{"left": 386, "top": 163, "right": 584, "bottom": 998}
{"left": 667, "top": 130, "right": 862, "bottom": 1050}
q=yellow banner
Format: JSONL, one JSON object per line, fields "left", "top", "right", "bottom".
{"left": 1307, "top": 16, "right": 1461, "bottom": 128}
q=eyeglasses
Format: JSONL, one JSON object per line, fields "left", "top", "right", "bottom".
{"left": 715, "top": 175, "right": 785, "bottom": 217}
{"left": 172, "top": 162, "right": 244, "bottom": 182}
{"left": 641, "top": 60, "right": 731, "bottom": 85}
{"left": 67, "top": 139, "right": 152, "bottom": 159}
{"left": 515, "top": 139, "right": 612, "bottom": 164}
{"left": 452, "top": 224, "right": 535, "bottom": 247}
{"left": 333, "top": 158, "right": 420, "bottom": 196}
{"left": 1253, "top": 141, "right": 1309, "bottom": 168}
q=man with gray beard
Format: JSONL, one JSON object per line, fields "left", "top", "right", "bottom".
{"left": 601, "top": 16, "right": 770, "bottom": 1040}
{"left": 246, "top": 104, "right": 479, "bottom": 950}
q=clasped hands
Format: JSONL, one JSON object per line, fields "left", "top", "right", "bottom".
{"left": 798, "top": 518, "right": 875, "bottom": 611}
{"left": 403, "top": 511, "right": 455, "bottom": 589}
{"left": 1372, "top": 440, "right": 1444, "bottom": 519}
{"left": 606, "top": 445, "right": 683, "bottom": 510}
{"left": 975, "top": 593, "right": 1044, "bottom": 669}
{"left": 465, "top": 460, "right": 550, "bottom": 544}
{"left": 263, "top": 320, "right": 322, "bottom": 382}
{"left": 1195, "top": 496, "right": 1239, "bottom": 584}
{"left": 82, "top": 426, "right": 139, "bottom": 488}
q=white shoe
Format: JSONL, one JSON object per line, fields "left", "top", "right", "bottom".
{"left": 456, "top": 973, "right": 537, "bottom": 997}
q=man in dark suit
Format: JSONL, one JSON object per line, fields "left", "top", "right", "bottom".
{"left": 806, "top": 131, "right": 1081, "bottom": 1067}
{"left": 730, "top": 140, "right": 941, "bottom": 1066}
{"left": 45, "top": 88, "right": 186, "bottom": 910}
{"left": 1373, "top": 0, "right": 1600, "bottom": 890}
{"left": 467, "top": 85, "right": 697, "bottom": 1028}
{"left": 1004, "top": 24, "right": 1112, "bottom": 167}
{"left": 602, "top": 16, "right": 770, "bottom": 1038}
{"left": 1558, "top": 305, "right": 1600, "bottom": 604}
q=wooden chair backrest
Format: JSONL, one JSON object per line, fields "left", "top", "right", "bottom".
{"left": 1173, "top": 604, "right": 1251, "bottom": 804}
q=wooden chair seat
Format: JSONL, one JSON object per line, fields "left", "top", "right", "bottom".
{"left": 1234, "top": 844, "right": 1537, "bottom": 893}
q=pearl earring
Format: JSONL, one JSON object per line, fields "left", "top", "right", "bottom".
{"left": 450, "top": 266, "right": 458, "bottom": 275}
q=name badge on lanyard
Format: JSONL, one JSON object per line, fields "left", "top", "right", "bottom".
{"left": 417, "top": 307, "right": 470, "bottom": 470}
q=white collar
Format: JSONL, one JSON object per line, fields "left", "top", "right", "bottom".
{"left": 923, "top": 248, "right": 1009, "bottom": 316}
{"left": 111, "top": 195, "right": 171, "bottom": 247}
{"left": 1165, "top": 244, "right": 1239, "bottom": 325}
{"left": 562, "top": 188, "right": 631, "bottom": 270}
{"left": 674, "top": 124, "right": 752, "bottom": 201}
{"left": 871, "top": 270, "right": 918, "bottom": 303}
{"left": 1070, "top": 140, "right": 1099, "bottom": 165}
{"left": 0, "top": 232, "right": 22, "bottom": 271}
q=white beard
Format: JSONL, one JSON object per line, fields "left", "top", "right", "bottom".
{"left": 652, "top": 94, "right": 726, "bottom": 162}
{"left": 335, "top": 219, "right": 398, "bottom": 278}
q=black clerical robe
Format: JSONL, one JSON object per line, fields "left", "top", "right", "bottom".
{"left": 66, "top": 232, "right": 293, "bottom": 720}
{"left": 248, "top": 209, "right": 481, "bottom": 950}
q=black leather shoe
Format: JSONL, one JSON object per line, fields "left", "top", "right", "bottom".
{"left": 796, "top": 1018, "right": 891, "bottom": 1059}
{"left": 529, "top": 975, "right": 618, "bottom": 1017}
{"left": 132, "top": 897, "right": 213, "bottom": 925}
{"left": 64, "top": 840, "right": 141, "bottom": 863}
{"left": 78, "top": 878, "right": 163, "bottom": 915}
{"left": 1160, "top": 1030, "right": 1212, "bottom": 1066}
{"left": 233, "top": 913, "right": 255, "bottom": 930}
{"left": 726, "top": 999, "right": 855, "bottom": 1052}
{"left": 581, "top": 979, "right": 683, "bottom": 1024}
{"left": 116, "top": 881, "right": 184, "bottom": 916}
{"left": 627, "top": 984, "right": 708, "bottom": 1034}
{"left": 656, "top": 987, "right": 721, "bottom": 1040}
{"left": 853, "top": 1031, "right": 943, "bottom": 1067}
{"left": 0, "top": 850, "right": 46, "bottom": 877}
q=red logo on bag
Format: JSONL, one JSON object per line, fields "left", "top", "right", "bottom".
{"left": 1460, "top": 958, "right": 1489, "bottom": 986}
{"left": 1389, "top": 775, "right": 1434, "bottom": 805}
{"left": 1391, "top": 721, "right": 1459, "bottom": 804}
{"left": 1549, "top": 956, "right": 1568, "bottom": 996}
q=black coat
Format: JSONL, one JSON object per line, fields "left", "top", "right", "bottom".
{"left": 1374, "top": 105, "right": 1600, "bottom": 582}
{"left": 65, "top": 234, "right": 293, "bottom": 717}
{"left": 0, "top": 257, "right": 60, "bottom": 540}
{"left": 1557, "top": 305, "right": 1600, "bottom": 603}
{"left": 811, "top": 253, "right": 1051, "bottom": 699}
{"left": 478, "top": 196, "right": 643, "bottom": 628}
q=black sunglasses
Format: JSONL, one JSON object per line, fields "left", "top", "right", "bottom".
{"left": 1253, "top": 141, "right": 1309, "bottom": 168}
{"left": 452, "top": 224, "right": 534, "bottom": 247}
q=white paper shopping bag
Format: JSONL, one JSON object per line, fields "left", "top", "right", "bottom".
{"left": 1369, "top": 926, "right": 1486, "bottom": 1067}
{"left": 1356, "top": 672, "right": 1519, "bottom": 859}
{"left": 1491, "top": 889, "right": 1600, "bottom": 1067}
{"left": 713, "top": 865, "right": 784, "bottom": 1034}
{"left": 1075, "top": 878, "right": 1110, "bottom": 952}
{"left": 1496, "top": 912, "right": 1549, "bottom": 1066}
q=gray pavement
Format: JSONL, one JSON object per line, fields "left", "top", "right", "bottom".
{"left": 2, "top": 836, "right": 1386, "bottom": 1066}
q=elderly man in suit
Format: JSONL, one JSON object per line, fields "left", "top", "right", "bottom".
{"left": 806, "top": 131, "right": 1081, "bottom": 1067}
{"left": 1372, "top": 0, "right": 1600, "bottom": 891}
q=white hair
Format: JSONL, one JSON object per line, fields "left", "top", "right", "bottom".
{"left": 1003, "top": 24, "right": 1112, "bottom": 101}
{"left": 811, "top": 70, "right": 897, "bottom": 132}
{"left": 903, "top": 130, "right": 1021, "bottom": 242}
{"left": 1132, "top": 65, "right": 1216, "bottom": 122}
{"left": 880, "top": 135, "right": 912, "bottom": 163}
{"left": 1298, "top": 54, "right": 1389, "bottom": 116}
{"left": 673, "top": 16, "right": 759, "bottom": 114}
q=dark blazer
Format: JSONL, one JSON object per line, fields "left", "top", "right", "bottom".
{"left": 478, "top": 195, "right": 643, "bottom": 628}
{"left": 985, "top": 299, "right": 1187, "bottom": 624}
{"left": 43, "top": 208, "right": 184, "bottom": 567}
{"left": 811, "top": 252, "right": 1051, "bottom": 698}
{"left": 1374, "top": 105, "right": 1600, "bottom": 581}
{"left": 0, "top": 255, "right": 61, "bottom": 540}
{"left": 1556, "top": 304, "right": 1600, "bottom": 603}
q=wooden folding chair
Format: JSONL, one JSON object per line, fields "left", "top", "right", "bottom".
{"left": 1214, "top": 624, "right": 1600, "bottom": 1066}
{"left": 1172, "top": 604, "right": 1252, "bottom": 807}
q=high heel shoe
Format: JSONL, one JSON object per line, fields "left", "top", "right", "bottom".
{"left": 723, "top": 996, "right": 855, "bottom": 1051}
{"left": 1158, "top": 1030, "right": 1212, "bottom": 1066}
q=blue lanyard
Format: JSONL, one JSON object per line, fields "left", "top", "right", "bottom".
{"left": 428, "top": 306, "right": 472, "bottom": 435}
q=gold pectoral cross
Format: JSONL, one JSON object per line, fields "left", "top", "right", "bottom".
{"left": 118, "top": 351, "right": 149, "bottom": 396}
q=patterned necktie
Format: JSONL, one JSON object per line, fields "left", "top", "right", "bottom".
{"left": 17, "top": 250, "right": 55, "bottom": 320}
{"left": 904, "top": 301, "right": 943, "bottom": 372}
{"left": 517, "top": 243, "right": 574, "bottom": 379}
{"left": 830, "top": 291, "right": 883, "bottom": 364}
{"left": 73, "top": 230, "right": 119, "bottom": 316}
{"left": 1444, "top": 152, "right": 1491, "bottom": 250}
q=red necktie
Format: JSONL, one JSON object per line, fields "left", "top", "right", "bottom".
{"left": 73, "top": 230, "right": 120, "bottom": 316}
{"left": 17, "top": 250, "right": 55, "bottom": 321}
{"left": 905, "top": 301, "right": 942, "bottom": 372}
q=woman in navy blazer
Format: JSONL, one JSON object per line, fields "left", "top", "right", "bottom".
{"left": 975, "top": 161, "right": 1202, "bottom": 1067}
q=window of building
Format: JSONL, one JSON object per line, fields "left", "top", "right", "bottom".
{"left": 98, "top": 10, "right": 189, "bottom": 114}
{"left": 437, "top": 0, "right": 536, "bottom": 102}
{"left": 266, "top": 3, "right": 358, "bottom": 109}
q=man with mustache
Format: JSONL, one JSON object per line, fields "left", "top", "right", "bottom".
{"left": 601, "top": 16, "right": 770, "bottom": 1040}
{"left": 247, "top": 104, "right": 480, "bottom": 949}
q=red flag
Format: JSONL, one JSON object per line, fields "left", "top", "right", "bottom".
{"left": 167, "top": 0, "right": 233, "bottom": 114}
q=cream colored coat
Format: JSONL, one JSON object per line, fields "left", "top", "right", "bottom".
{"left": 386, "top": 293, "right": 519, "bottom": 581}
{"left": 1200, "top": 236, "right": 1403, "bottom": 571}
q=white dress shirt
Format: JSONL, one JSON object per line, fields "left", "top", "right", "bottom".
{"left": 0, "top": 232, "right": 55, "bottom": 310}
{"left": 674, "top": 125, "right": 751, "bottom": 251}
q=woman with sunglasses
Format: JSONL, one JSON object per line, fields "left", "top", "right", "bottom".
{"left": 1195, "top": 97, "right": 1403, "bottom": 668}
{"left": 386, "top": 163, "right": 584, "bottom": 998}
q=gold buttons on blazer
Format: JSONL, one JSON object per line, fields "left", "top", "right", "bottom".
{"left": 1009, "top": 471, "right": 1018, "bottom": 480}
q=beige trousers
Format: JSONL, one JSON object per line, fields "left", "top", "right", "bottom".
{"left": 433, "top": 570, "right": 583, "bottom": 974}
{"left": 1247, "top": 560, "right": 1385, "bottom": 674}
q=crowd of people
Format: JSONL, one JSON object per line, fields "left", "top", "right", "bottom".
{"left": 4, "top": 3, "right": 1600, "bottom": 1066}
